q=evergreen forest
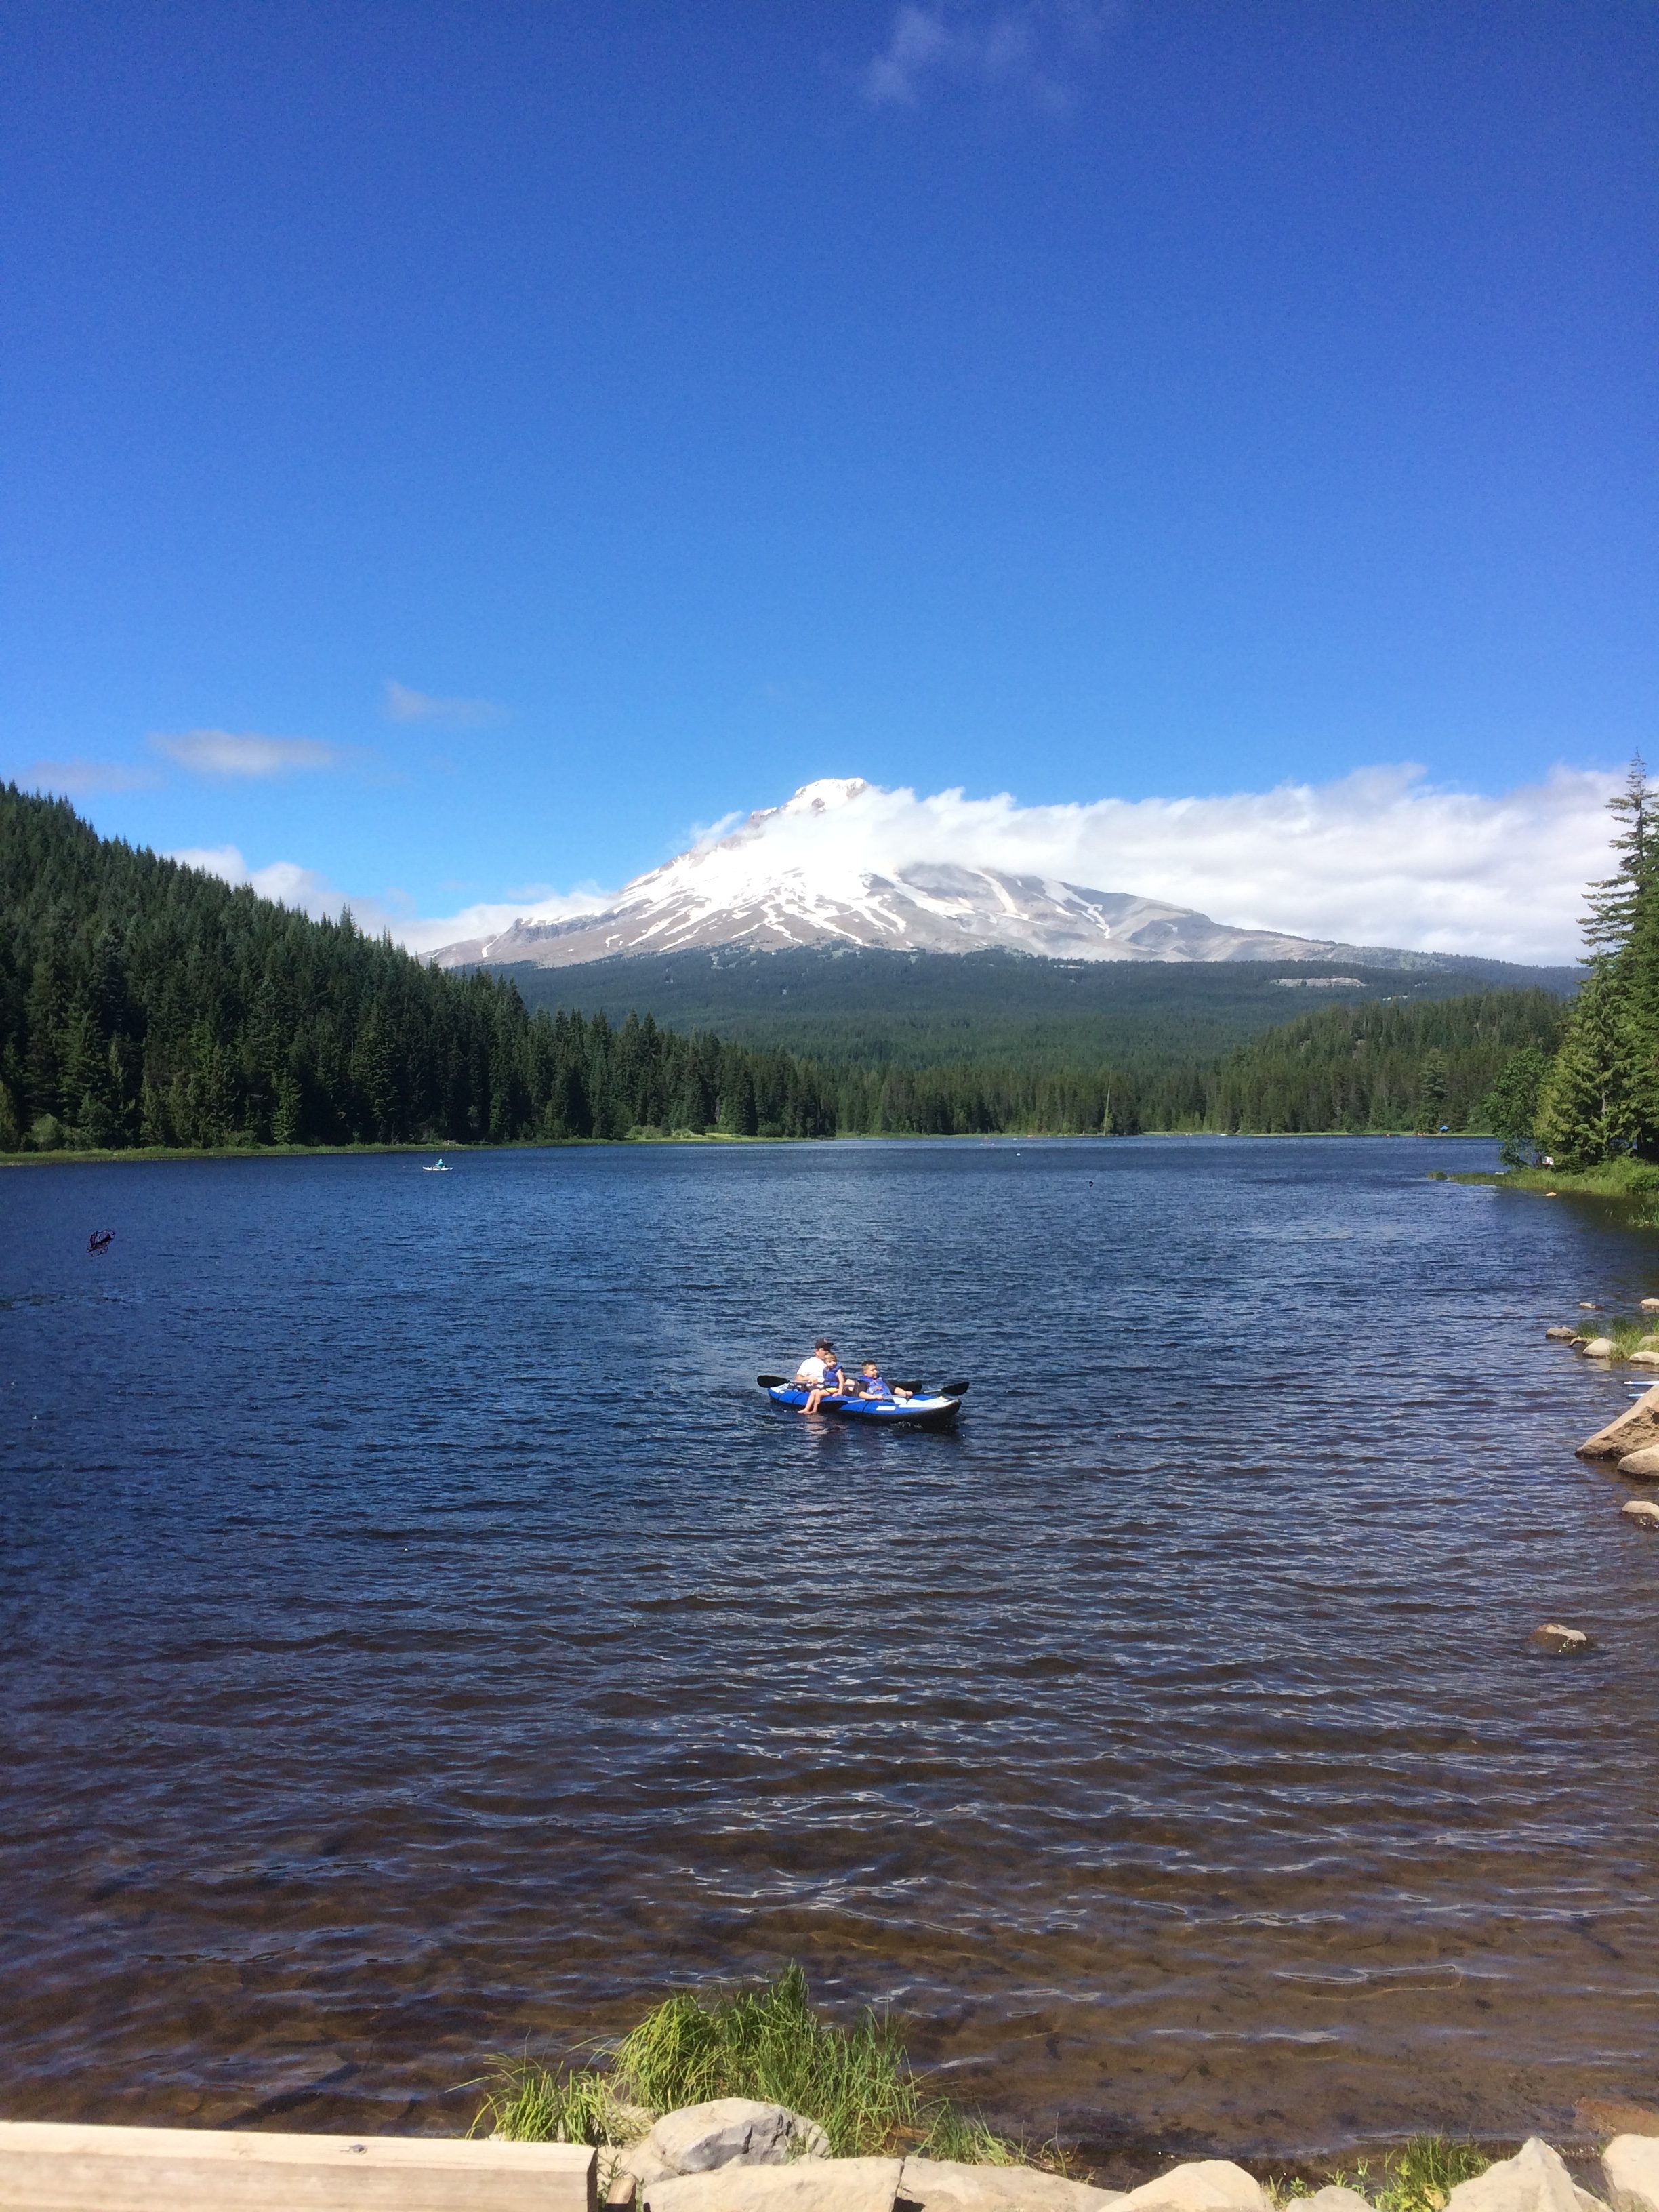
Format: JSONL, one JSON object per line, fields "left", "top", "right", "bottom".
{"left": 0, "top": 782, "right": 1576, "bottom": 1153}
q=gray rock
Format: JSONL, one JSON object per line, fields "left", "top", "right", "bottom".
{"left": 1304, "top": 2192, "right": 1374, "bottom": 2212}
{"left": 1530, "top": 1623, "right": 1592, "bottom": 1654}
{"left": 644, "top": 2157, "right": 904, "bottom": 2212}
{"left": 1605, "top": 2136, "right": 1659, "bottom": 2212}
{"left": 1629, "top": 1352, "right": 1659, "bottom": 1369}
{"left": 898, "top": 2158, "right": 1126, "bottom": 2212}
{"left": 1444, "top": 2137, "right": 1605, "bottom": 2212}
{"left": 1582, "top": 1338, "right": 1616, "bottom": 1359}
{"left": 1621, "top": 1499, "right": 1659, "bottom": 1528}
{"left": 646, "top": 2102, "right": 830, "bottom": 2178}
{"left": 1616, "top": 1446, "right": 1659, "bottom": 1479}
{"left": 1545, "top": 1326, "right": 1578, "bottom": 1341}
{"left": 1578, "top": 1385, "right": 1659, "bottom": 1458}
{"left": 1114, "top": 2163, "right": 1268, "bottom": 2212}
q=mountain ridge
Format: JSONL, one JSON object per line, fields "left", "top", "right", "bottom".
{"left": 428, "top": 777, "right": 1479, "bottom": 974}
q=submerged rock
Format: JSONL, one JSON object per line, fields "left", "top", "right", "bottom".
{"left": 1578, "top": 2098, "right": 1659, "bottom": 2138}
{"left": 1603, "top": 2136, "right": 1659, "bottom": 2212}
{"left": 1620, "top": 1499, "right": 1659, "bottom": 1528}
{"left": 1576, "top": 1384, "right": 1659, "bottom": 1458}
{"left": 1445, "top": 2138, "right": 1605, "bottom": 2212}
{"left": 1530, "top": 1623, "right": 1592, "bottom": 1654}
{"left": 897, "top": 2158, "right": 1126, "bottom": 2212}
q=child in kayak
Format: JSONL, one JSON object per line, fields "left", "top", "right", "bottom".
{"left": 855, "top": 1361, "right": 911, "bottom": 1401}
{"left": 794, "top": 1339, "right": 846, "bottom": 1414}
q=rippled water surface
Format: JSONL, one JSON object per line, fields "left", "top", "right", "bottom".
{"left": 4, "top": 1138, "right": 1658, "bottom": 2163}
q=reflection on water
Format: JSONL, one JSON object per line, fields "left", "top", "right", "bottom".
{"left": 3, "top": 1138, "right": 1658, "bottom": 2163}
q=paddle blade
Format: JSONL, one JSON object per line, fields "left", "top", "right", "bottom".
{"left": 939, "top": 1379, "right": 970, "bottom": 1397}
{"left": 756, "top": 1373, "right": 788, "bottom": 1388}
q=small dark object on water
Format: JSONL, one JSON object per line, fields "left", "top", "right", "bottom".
{"left": 87, "top": 1230, "right": 113, "bottom": 1256}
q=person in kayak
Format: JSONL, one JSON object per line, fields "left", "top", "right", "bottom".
{"left": 794, "top": 1339, "right": 846, "bottom": 1414}
{"left": 855, "top": 1360, "right": 911, "bottom": 1401}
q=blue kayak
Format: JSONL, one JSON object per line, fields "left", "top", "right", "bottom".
{"left": 763, "top": 1382, "right": 962, "bottom": 1431}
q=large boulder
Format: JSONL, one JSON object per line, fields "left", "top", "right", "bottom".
{"left": 1603, "top": 2137, "right": 1659, "bottom": 2212}
{"left": 1582, "top": 1338, "right": 1616, "bottom": 1359}
{"left": 648, "top": 2103, "right": 830, "bottom": 2176}
{"left": 1577, "top": 1385, "right": 1659, "bottom": 1460}
{"left": 644, "top": 2158, "right": 904, "bottom": 2212}
{"left": 1444, "top": 2138, "right": 1605, "bottom": 2212}
{"left": 1113, "top": 2163, "right": 1268, "bottom": 2212}
{"left": 1616, "top": 1447, "right": 1659, "bottom": 1479}
{"left": 897, "top": 2159, "right": 1126, "bottom": 2212}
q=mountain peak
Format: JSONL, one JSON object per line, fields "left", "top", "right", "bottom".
{"left": 427, "top": 777, "right": 1387, "bottom": 971}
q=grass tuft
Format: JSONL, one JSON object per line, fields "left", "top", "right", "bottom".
{"left": 474, "top": 1965, "right": 1023, "bottom": 2165}
{"left": 1372, "top": 2139, "right": 1492, "bottom": 2212}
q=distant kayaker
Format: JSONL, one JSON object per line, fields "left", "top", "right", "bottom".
{"left": 794, "top": 1338, "right": 846, "bottom": 1414}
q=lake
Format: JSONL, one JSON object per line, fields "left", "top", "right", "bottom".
{"left": 3, "top": 1136, "right": 1657, "bottom": 2168}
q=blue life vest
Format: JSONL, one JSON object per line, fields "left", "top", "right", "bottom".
{"left": 861, "top": 1372, "right": 893, "bottom": 1399}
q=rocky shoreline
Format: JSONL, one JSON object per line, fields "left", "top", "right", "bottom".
{"left": 576, "top": 2104, "right": 1659, "bottom": 2212}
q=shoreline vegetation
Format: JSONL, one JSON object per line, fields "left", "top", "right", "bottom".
{"left": 470, "top": 1969, "right": 1520, "bottom": 2209}
{"left": 1451, "top": 1159, "right": 1659, "bottom": 1229}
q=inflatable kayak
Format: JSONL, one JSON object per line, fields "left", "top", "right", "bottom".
{"left": 760, "top": 1381, "right": 964, "bottom": 1431}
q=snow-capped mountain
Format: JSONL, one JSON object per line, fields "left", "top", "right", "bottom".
{"left": 428, "top": 778, "right": 1410, "bottom": 970}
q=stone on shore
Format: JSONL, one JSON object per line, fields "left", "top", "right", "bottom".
{"left": 1641, "top": 1300, "right": 1659, "bottom": 1312}
{"left": 1603, "top": 2135, "right": 1659, "bottom": 2212}
{"left": 1582, "top": 1338, "right": 1616, "bottom": 1358}
{"left": 644, "top": 2157, "right": 904, "bottom": 2212}
{"left": 1545, "top": 1326, "right": 1578, "bottom": 1341}
{"left": 649, "top": 2102, "right": 830, "bottom": 2176}
{"left": 1529, "top": 1623, "right": 1592, "bottom": 1654}
{"left": 1620, "top": 1499, "right": 1659, "bottom": 1527}
{"left": 1114, "top": 2161, "right": 1269, "bottom": 2212}
{"left": 897, "top": 2157, "right": 1126, "bottom": 2212}
{"left": 1616, "top": 1446, "right": 1659, "bottom": 1478}
{"left": 1629, "top": 1352, "right": 1659, "bottom": 1369}
{"left": 1576, "top": 1385, "right": 1659, "bottom": 1459}
{"left": 1304, "top": 2191, "right": 1374, "bottom": 2212}
{"left": 1443, "top": 2137, "right": 1606, "bottom": 2212}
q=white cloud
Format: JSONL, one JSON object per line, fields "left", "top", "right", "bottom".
{"left": 383, "top": 680, "right": 506, "bottom": 728}
{"left": 14, "top": 757, "right": 161, "bottom": 794}
{"left": 168, "top": 844, "right": 348, "bottom": 920}
{"left": 862, "top": 0, "right": 1113, "bottom": 110}
{"left": 165, "top": 765, "right": 1618, "bottom": 970}
{"left": 152, "top": 729, "right": 340, "bottom": 777}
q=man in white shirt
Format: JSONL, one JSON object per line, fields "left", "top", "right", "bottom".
{"left": 793, "top": 1338, "right": 844, "bottom": 1414}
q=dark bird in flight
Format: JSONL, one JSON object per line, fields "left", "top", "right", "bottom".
{"left": 87, "top": 1230, "right": 113, "bottom": 1256}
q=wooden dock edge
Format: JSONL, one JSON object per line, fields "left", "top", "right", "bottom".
{"left": 0, "top": 2121, "right": 596, "bottom": 2211}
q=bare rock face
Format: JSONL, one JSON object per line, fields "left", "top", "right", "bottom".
{"left": 1529, "top": 1624, "right": 1592, "bottom": 1654}
{"left": 644, "top": 2158, "right": 904, "bottom": 2212}
{"left": 897, "top": 2158, "right": 1126, "bottom": 2212}
{"left": 1620, "top": 1499, "right": 1659, "bottom": 1528}
{"left": 1577, "top": 1385, "right": 1659, "bottom": 1459}
{"left": 1444, "top": 2138, "right": 1606, "bottom": 2212}
{"left": 1113, "top": 2163, "right": 1269, "bottom": 2212}
{"left": 648, "top": 2103, "right": 830, "bottom": 2177}
{"left": 1616, "top": 1446, "right": 1659, "bottom": 1479}
{"left": 1603, "top": 2135, "right": 1659, "bottom": 2212}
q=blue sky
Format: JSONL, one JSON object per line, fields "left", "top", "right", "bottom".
{"left": 3, "top": 1, "right": 1655, "bottom": 945}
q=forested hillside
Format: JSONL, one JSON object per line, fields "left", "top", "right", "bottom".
{"left": 0, "top": 785, "right": 835, "bottom": 1149}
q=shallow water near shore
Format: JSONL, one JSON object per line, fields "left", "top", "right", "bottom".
{"left": 3, "top": 1136, "right": 1658, "bottom": 2166}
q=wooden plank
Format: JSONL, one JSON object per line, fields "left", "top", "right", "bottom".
{"left": 0, "top": 2122, "right": 596, "bottom": 2212}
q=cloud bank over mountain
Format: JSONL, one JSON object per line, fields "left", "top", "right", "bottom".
{"left": 173, "top": 766, "right": 1614, "bottom": 968}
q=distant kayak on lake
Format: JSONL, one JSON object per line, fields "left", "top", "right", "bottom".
{"left": 757, "top": 1376, "right": 966, "bottom": 1431}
